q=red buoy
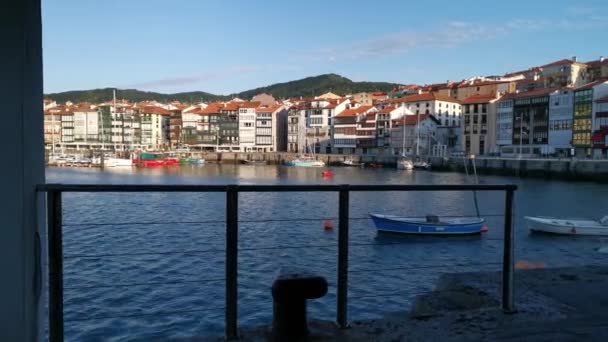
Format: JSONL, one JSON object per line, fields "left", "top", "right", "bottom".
{"left": 322, "top": 171, "right": 334, "bottom": 177}
{"left": 323, "top": 220, "right": 334, "bottom": 231}
{"left": 481, "top": 225, "right": 489, "bottom": 233}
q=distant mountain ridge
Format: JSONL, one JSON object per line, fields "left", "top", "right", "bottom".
{"left": 45, "top": 74, "right": 399, "bottom": 103}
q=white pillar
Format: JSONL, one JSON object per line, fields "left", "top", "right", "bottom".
{"left": 0, "top": 0, "right": 44, "bottom": 340}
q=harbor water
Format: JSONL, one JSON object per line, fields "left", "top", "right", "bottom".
{"left": 46, "top": 165, "right": 608, "bottom": 341}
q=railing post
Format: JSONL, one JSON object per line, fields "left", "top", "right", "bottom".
{"left": 502, "top": 188, "right": 515, "bottom": 313}
{"left": 337, "top": 186, "right": 349, "bottom": 328}
{"left": 225, "top": 186, "right": 239, "bottom": 339}
{"left": 47, "top": 190, "right": 64, "bottom": 342}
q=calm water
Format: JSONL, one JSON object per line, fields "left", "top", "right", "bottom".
{"left": 46, "top": 165, "right": 608, "bottom": 341}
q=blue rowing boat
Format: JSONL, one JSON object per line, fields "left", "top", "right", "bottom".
{"left": 369, "top": 213, "right": 485, "bottom": 235}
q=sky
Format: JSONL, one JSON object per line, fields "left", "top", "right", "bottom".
{"left": 43, "top": 0, "right": 608, "bottom": 94}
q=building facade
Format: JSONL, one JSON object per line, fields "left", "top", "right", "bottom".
{"left": 389, "top": 93, "right": 462, "bottom": 127}
{"left": 461, "top": 95, "right": 498, "bottom": 155}
{"left": 548, "top": 89, "right": 574, "bottom": 156}
{"left": 510, "top": 89, "right": 552, "bottom": 156}
{"left": 496, "top": 94, "right": 515, "bottom": 148}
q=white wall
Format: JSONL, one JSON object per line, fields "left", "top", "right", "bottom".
{"left": 0, "top": 0, "right": 44, "bottom": 340}
{"left": 549, "top": 90, "right": 574, "bottom": 149}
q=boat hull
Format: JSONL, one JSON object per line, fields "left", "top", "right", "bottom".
{"left": 370, "top": 214, "right": 485, "bottom": 235}
{"left": 287, "top": 160, "right": 325, "bottom": 167}
{"left": 525, "top": 216, "right": 608, "bottom": 236}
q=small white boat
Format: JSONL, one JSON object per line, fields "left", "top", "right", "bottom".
{"left": 397, "top": 158, "right": 414, "bottom": 170}
{"left": 286, "top": 155, "right": 325, "bottom": 167}
{"left": 413, "top": 161, "right": 431, "bottom": 170}
{"left": 342, "top": 159, "right": 363, "bottom": 167}
{"left": 526, "top": 216, "right": 608, "bottom": 236}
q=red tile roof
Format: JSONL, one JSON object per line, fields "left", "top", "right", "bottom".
{"left": 513, "top": 87, "right": 561, "bottom": 98}
{"left": 337, "top": 106, "right": 374, "bottom": 117}
{"left": 222, "top": 103, "right": 241, "bottom": 111}
{"left": 256, "top": 105, "right": 281, "bottom": 113}
{"left": 540, "top": 59, "right": 577, "bottom": 68}
{"left": 389, "top": 92, "right": 460, "bottom": 104}
{"left": 200, "top": 103, "right": 224, "bottom": 115}
{"left": 460, "top": 95, "right": 498, "bottom": 104}
{"left": 239, "top": 101, "right": 261, "bottom": 109}
{"left": 140, "top": 106, "right": 171, "bottom": 115}
{"left": 378, "top": 106, "right": 399, "bottom": 114}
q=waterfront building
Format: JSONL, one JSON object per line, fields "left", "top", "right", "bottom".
{"left": 169, "top": 108, "right": 183, "bottom": 149}
{"left": 538, "top": 58, "right": 589, "bottom": 88}
{"left": 287, "top": 104, "right": 306, "bottom": 153}
{"left": 136, "top": 105, "right": 171, "bottom": 150}
{"left": 592, "top": 93, "right": 608, "bottom": 158}
{"left": 453, "top": 79, "right": 515, "bottom": 101}
{"left": 585, "top": 57, "right": 608, "bottom": 81}
{"left": 332, "top": 105, "right": 375, "bottom": 154}
{"left": 254, "top": 105, "right": 287, "bottom": 152}
{"left": 390, "top": 114, "right": 440, "bottom": 157}
{"left": 496, "top": 93, "right": 515, "bottom": 149}
{"left": 197, "top": 103, "right": 223, "bottom": 151}
{"left": 308, "top": 98, "right": 350, "bottom": 153}
{"left": 510, "top": 88, "right": 553, "bottom": 156}
{"left": 548, "top": 88, "right": 574, "bottom": 156}
{"left": 237, "top": 102, "right": 260, "bottom": 152}
{"left": 44, "top": 106, "right": 66, "bottom": 147}
{"left": 573, "top": 80, "right": 608, "bottom": 157}
{"left": 388, "top": 92, "right": 462, "bottom": 127}
{"left": 461, "top": 95, "right": 499, "bottom": 156}
{"left": 219, "top": 102, "right": 242, "bottom": 151}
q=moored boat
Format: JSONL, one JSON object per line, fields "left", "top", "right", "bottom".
{"left": 342, "top": 159, "right": 363, "bottom": 167}
{"left": 413, "top": 161, "right": 431, "bottom": 170}
{"left": 286, "top": 155, "right": 325, "bottom": 167}
{"left": 397, "top": 158, "right": 414, "bottom": 170}
{"left": 370, "top": 213, "right": 485, "bottom": 235}
{"left": 525, "top": 216, "right": 608, "bottom": 236}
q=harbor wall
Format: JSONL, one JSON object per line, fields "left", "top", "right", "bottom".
{"left": 431, "top": 156, "right": 608, "bottom": 182}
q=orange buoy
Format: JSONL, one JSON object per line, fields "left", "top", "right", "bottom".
{"left": 323, "top": 220, "right": 334, "bottom": 231}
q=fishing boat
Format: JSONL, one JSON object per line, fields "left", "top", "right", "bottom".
{"left": 242, "top": 159, "right": 267, "bottom": 165}
{"left": 525, "top": 216, "right": 608, "bottom": 236}
{"left": 397, "top": 158, "right": 414, "bottom": 170}
{"left": 342, "top": 159, "right": 363, "bottom": 167}
{"left": 134, "top": 152, "right": 167, "bottom": 167}
{"left": 369, "top": 214, "right": 486, "bottom": 235}
{"left": 413, "top": 160, "right": 431, "bottom": 170}
{"left": 286, "top": 155, "right": 325, "bottom": 167}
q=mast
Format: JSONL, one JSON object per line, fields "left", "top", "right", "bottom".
{"left": 416, "top": 109, "right": 421, "bottom": 158}
{"left": 401, "top": 104, "right": 406, "bottom": 156}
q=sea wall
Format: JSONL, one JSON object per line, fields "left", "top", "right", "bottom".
{"left": 431, "top": 156, "right": 608, "bottom": 182}
{"left": 190, "top": 152, "right": 400, "bottom": 166}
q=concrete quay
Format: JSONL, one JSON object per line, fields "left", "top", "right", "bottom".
{"left": 189, "top": 265, "right": 608, "bottom": 341}
{"left": 433, "top": 156, "right": 608, "bottom": 182}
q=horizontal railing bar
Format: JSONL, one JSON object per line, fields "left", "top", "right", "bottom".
{"left": 62, "top": 214, "right": 506, "bottom": 228}
{"left": 349, "top": 261, "right": 503, "bottom": 274}
{"left": 65, "top": 307, "right": 226, "bottom": 322}
{"left": 64, "top": 278, "right": 225, "bottom": 290}
{"left": 37, "top": 183, "right": 517, "bottom": 193}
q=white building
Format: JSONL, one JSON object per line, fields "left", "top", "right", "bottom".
{"left": 496, "top": 93, "right": 515, "bottom": 147}
{"left": 390, "top": 114, "right": 441, "bottom": 157}
{"left": 332, "top": 105, "right": 375, "bottom": 154}
{"left": 254, "top": 105, "right": 286, "bottom": 152}
{"left": 138, "top": 105, "right": 171, "bottom": 150}
{"left": 238, "top": 102, "right": 260, "bottom": 152}
{"left": 389, "top": 93, "right": 462, "bottom": 127}
{"left": 548, "top": 89, "right": 574, "bottom": 156}
{"left": 287, "top": 104, "right": 307, "bottom": 153}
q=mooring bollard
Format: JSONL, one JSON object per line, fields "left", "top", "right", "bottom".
{"left": 271, "top": 270, "right": 328, "bottom": 340}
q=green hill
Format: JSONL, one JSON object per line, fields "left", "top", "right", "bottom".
{"left": 45, "top": 88, "right": 225, "bottom": 104}
{"left": 45, "top": 74, "right": 399, "bottom": 103}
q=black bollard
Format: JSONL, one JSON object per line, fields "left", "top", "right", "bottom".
{"left": 271, "top": 270, "right": 328, "bottom": 341}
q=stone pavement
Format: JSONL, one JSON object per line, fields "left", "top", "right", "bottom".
{"left": 182, "top": 265, "right": 608, "bottom": 341}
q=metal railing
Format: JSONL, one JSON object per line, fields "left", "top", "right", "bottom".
{"left": 38, "top": 183, "right": 517, "bottom": 341}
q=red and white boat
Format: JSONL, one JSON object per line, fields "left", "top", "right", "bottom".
{"left": 134, "top": 152, "right": 179, "bottom": 167}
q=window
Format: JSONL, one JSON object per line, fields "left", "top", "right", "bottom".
{"left": 481, "top": 104, "right": 487, "bottom": 113}
{"left": 481, "top": 115, "right": 487, "bottom": 124}
{"left": 426, "top": 102, "right": 429, "bottom": 107}
{"left": 473, "top": 115, "right": 478, "bottom": 124}
{"left": 473, "top": 104, "right": 479, "bottom": 113}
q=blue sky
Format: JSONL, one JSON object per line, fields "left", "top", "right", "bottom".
{"left": 43, "top": 0, "right": 608, "bottom": 94}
